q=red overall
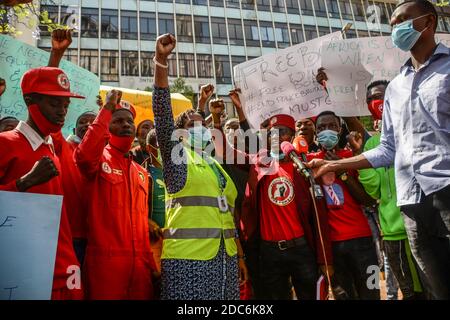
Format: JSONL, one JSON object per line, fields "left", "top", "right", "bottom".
{"left": 75, "top": 108, "right": 155, "bottom": 300}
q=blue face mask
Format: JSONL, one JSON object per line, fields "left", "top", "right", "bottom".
{"left": 391, "top": 14, "right": 431, "bottom": 52}
{"left": 317, "top": 130, "right": 339, "bottom": 150}
{"left": 270, "top": 151, "right": 285, "bottom": 160}
{"left": 188, "top": 126, "right": 212, "bottom": 150}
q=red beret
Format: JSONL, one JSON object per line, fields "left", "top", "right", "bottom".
{"left": 268, "top": 114, "right": 295, "bottom": 131}
{"left": 115, "top": 100, "right": 136, "bottom": 119}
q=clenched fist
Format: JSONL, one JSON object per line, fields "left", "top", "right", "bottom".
{"left": 16, "top": 156, "right": 59, "bottom": 191}
{"left": 155, "top": 33, "right": 176, "bottom": 64}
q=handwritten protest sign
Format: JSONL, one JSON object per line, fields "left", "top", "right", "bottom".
{"left": 321, "top": 33, "right": 450, "bottom": 116}
{"left": 0, "top": 191, "right": 63, "bottom": 300}
{"left": 0, "top": 35, "right": 100, "bottom": 137}
{"left": 233, "top": 32, "right": 342, "bottom": 129}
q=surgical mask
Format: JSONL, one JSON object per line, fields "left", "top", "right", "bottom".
{"left": 368, "top": 99, "right": 384, "bottom": 120}
{"left": 391, "top": 14, "right": 431, "bottom": 51}
{"left": 317, "top": 130, "right": 339, "bottom": 150}
{"left": 28, "top": 104, "right": 63, "bottom": 136}
{"left": 188, "top": 126, "right": 212, "bottom": 150}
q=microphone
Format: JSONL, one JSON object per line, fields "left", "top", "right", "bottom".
{"left": 281, "top": 141, "right": 311, "bottom": 179}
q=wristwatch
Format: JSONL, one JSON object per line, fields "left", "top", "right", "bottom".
{"left": 338, "top": 172, "right": 348, "bottom": 181}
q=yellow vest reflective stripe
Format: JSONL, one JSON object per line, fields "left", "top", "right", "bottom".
{"left": 162, "top": 148, "right": 238, "bottom": 260}
{"left": 163, "top": 228, "right": 236, "bottom": 239}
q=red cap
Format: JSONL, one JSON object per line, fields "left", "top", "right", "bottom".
{"left": 21, "top": 67, "right": 85, "bottom": 99}
{"left": 115, "top": 100, "right": 136, "bottom": 119}
{"left": 268, "top": 114, "right": 295, "bottom": 131}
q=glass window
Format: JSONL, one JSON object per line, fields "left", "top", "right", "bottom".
{"left": 193, "top": 0, "right": 207, "bottom": 4}
{"left": 275, "top": 22, "right": 290, "bottom": 48}
{"left": 179, "top": 53, "right": 196, "bottom": 77}
{"left": 326, "top": 0, "right": 340, "bottom": 19}
{"left": 159, "top": 14, "right": 175, "bottom": 35}
{"left": 176, "top": 15, "right": 193, "bottom": 42}
{"left": 121, "top": 10, "right": 138, "bottom": 40}
{"left": 210, "top": 0, "right": 224, "bottom": 7}
{"left": 40, "top": 5, "right": 59, "bottom": 36}
{"left": 272, "top": 0, "right": 286, "bottom": 13}
{"left": 256, "top": 0, "right": 271, "bottom": 12}
{"left": 244, "top": 20, "right": 260, "bottom": 46}
{"left": 121, "top": 51, "right": 139, "bottom": 76}
{"left": 345, "top": 29, "right": 357, "bottom": 38}
{"left": 231, "top": 55, "right": 246, "bottom": 69}
{"left": 315, "top": 0, "right": 328, "bottom": 18}
{"left": 63, "top": 48, "right": 78, "bottom": 65}
{"left": 211, "top": 17, "right": 228, "bottom": 45}
{"left": 286, "top": 0, "right": 300, "bottom": 14}
{"left": 228, "top": 19, "right": 244, "bottom": 45}
{"left": 101, "top": 9, "right": 119, "bottom": 39}
{"left": 101, "top": 50, "right": 119, "bottom": 81}
{"left": 299, "top": 0, "right": 314, "bottom": 16}
{"left": 80, "top": 8, "right": 99, "bottom": 38}
{"left": 318, "top": 26, "right": 331, "bottom": 36}
{"left": 351, "top": 0, "right": 365, "bottom": 22}
{"left": 194, "top": 16, "right": 210, "bottom": 44}
{"left": 80, "top": 49, "right": 98, "bottom": 75}
{"left": 197, "top": 54, "right": 213, "bottom": 78}
{"left": 60, "top": 5, "right": 80, "bottom": 36}
{"left": 226, "top": 0, "right": 240, "bottom": 9}
{"left": 259, "top": 22, "right": 276, "bottom": 48}
{"left": 372, "top": 1, "right": 390, "bottom": 24}
{"left": 338, "top": 0, "right": 354, "bottom": 20}
{"left": 304, "top": 25, "right": 317, "bottom": 41}
{"left": 215, "top": 55, "right": 232, "bottom": 84}
{"left": 140, "top": 12, "right": 157, "bottom": 41}
{"left": 175, "top": 0, "right": 191, "bottom": 3}
{"left": 140, "top": 51, "right": 154, "bottom": 77}
{"left": 241, "top": 0, "right": 256, "bottom": 10}
{"left": 290, "top": 24, "right": 304, "bottom": 44}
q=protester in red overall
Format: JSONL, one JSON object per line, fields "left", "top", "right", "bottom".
{"left": 75, "top": 90, "right": 156, "bottom": 300}
{"left": 0, "top": 67, "right": 84, "bottom": 299}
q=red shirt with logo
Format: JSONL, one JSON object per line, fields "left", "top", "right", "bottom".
{"left": 307, "top": 149, "right": 372, "bottom": 242}
{"left": 259, "top": 161, "right": 305, "bottom": 241}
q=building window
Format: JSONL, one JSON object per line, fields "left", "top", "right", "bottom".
{"left": 231, "top": 55, "right": 246, "bottom": 68}
{"left": 211, "top": 17, "right": 228, "bottom": 45}
{"left": 140, "top": 12, "right": 157, "bottom": 41}
{"left": 228, "top": 19, "right": 244, "bottom": 45}
{"left": 141, "top": 51, "right": 154, "bottom": 77}
{"left": 197, "top": 54, "right": 213, "bottom": 78}
{"left": 244, "top": 20, "right": 260, "bottom": 46}
{"left": 194, "top": 16, "right": 210, "bottom": 44}
{"left": 215, "top": 55, "right": 232, "bottom": 84}
{"left": 345, "top": 29, "right": 357, "bottom": 38}
{"left": 60, "top": 6, "right": 80, "bottom": 36}
{"left": 63, "top": 48, "right": 78, "bottom": 65}
{"left": 179, "top": 53, "right": 196, "bottom": 77}
{"left": 121, "top": 51, "right": 139, "bottom": 76}
{"left": 286, "top": 0, "right": 300, "bottom": 14}
{"left": 159, "top": 14, "right": 175, "bottom": 35}
{"left": 80, "top": 8, "right": 99, "bottom": 38}
{"left": 326, "top": 0, "right": 340, "bottom": 19}
{"left": 176, "top": 15, "right": 193, "bottom": 42}
{"left": 226, "top": 0, "right": 240, "bottom": 9}
{"left": 80, "top": 49, "right": 99, "bottom": 75}
{"left": 338, "top": 0, "right": 354, "bottom": 20}
{"left": 256, "top": 0, "right": 271, "bottom": 12}
{"left": 260, "top": 22, "right": 276, "bottom": 48}
{"left": 101, "top": 9, "right": 119, "bottom": 39}
{"left": 372, "top": 1, "right": 390, "bottom": 24}
{"left": 351, "top": 0, "right": 366, "bottom": 22}
{"left": 318, "top": 26, "right": 331, "bottom": 36}
{"left": 101, "top": 50, "right": 119, "bottom": 82}
{"left": 193, "top": 0, "right": 208, "bottom": 4}
{"left": 275, "top": 23, "right": 290, "bottom": 48}
{"left": 241, "top": 0, "right": 255, "bottom": 10}
{"left": 210, "top": 0, "right": 224, "bottom": 7}
{"left": 175, "top": 0, "right": 191, "bottom": 3}
{"left": 121, "top": 10, "right": 138, "bottom": 40}
{"left": 304, "top": 25, "right": 317, "bottom": 41}
{"left": 290, "top": 24, "right": 304, "bottom": 44}
{"left": 315, "top": 0, "right": 328, "bottom": 18}
{"left": 272, "top": 0, "right": 286, "bottom": 13}
{"left": 299, "top": 0, "right": 314, "bottom": 16}
{"left": 40, "top": 5, "right": 59, "bottom": 36}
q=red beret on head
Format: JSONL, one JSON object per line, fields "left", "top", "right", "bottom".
{"left": 115, "top": 100, "right": 136, "bottom": 119}
{"left": 21, "top": 67, "right": 85, "bottom": 99}
{"left": 268, "top": 114, "right": 296, "bottom": 131}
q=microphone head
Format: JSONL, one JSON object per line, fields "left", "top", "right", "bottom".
{"left": 280, "top": 141, "right": 295, "bottom": 155}
{"left": 293, "top": 136, "right": 309, "bottom": 154}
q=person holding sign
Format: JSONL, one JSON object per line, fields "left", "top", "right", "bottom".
{"left": 0, "top": 66, "right": 84, "bottom": 300}
{"left": 75, "top": 90, "right": 157, "bottom": 300}
{"left": 307, "top": 0, "right": 450, "bottom": 299}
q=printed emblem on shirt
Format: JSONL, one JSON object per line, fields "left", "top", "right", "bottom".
{"left": 102, "top": 162, "right": 112, "bottom": 174}
{"left": 323, "top": 183, "right": 345, "bottom": 206}
{"left": 268, "top": 177, "right": 294, "bottom": 206}
{"left": 112, "top": 168, "right": 123, "bottom": 175}
{"left": 57, "top": 73, "right": 70, "bottom": 90}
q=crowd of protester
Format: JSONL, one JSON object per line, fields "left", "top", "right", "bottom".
{"left": 0, "top": 0, "right": 448, "bottom": 300}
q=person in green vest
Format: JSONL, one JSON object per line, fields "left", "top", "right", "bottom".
{"left": 349, "top": 80, "right": 424, "bottom": 300}
{"left": 151, "top": 33, "right": 248, "bottom": 300}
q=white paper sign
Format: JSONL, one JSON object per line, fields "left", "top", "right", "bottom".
{"left": 233, "top": 32, "right": 342, "bottom": 129}
{"left": 321, "top": 34, "right": 450, "bottom": 116}
{"left": 0, "top": 191, "right": 63, "bottom": 300}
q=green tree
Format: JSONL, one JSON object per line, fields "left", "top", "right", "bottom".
{"left": 169, "top": 77, "right": 195, "bottom": 105}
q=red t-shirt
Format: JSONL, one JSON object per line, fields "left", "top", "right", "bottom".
{"left": 259, "top": 161, "right": 305, "bottom": 241}
{"left": 308, "top": 149, "right": 372, "bottom": 242}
